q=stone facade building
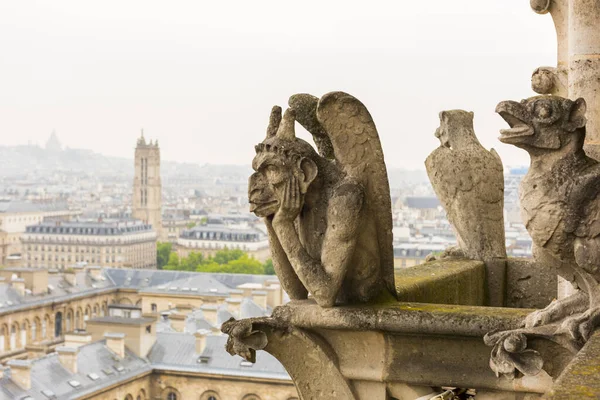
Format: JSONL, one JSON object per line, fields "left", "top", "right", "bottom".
{"left": 132, "top": 133, "right": 164, "bottom": 241}
{"left": 0, "top": 266, "right": 291, "bottom": 399}
{"left": 21, "top": 220, "right": 157, "bottom": 269}
{"left": 177, "top": 223, "right": 270, "bottom": 261}
{"left": 0, "top": 200, "right": 79, "bottom": 265}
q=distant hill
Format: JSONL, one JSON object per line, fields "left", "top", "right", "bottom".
{"left": 0, "top": 144, "right": 426, "bottom": 189}
{"left": 0, "top": 144, "right": 252, "bottom": 181}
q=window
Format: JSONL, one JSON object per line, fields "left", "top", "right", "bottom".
{"left": 200, "top": 391, "right": 220, "bottom": 400}
{"left": 166, "top": 393, "right": 177, "bottom": 400}
{"left": 151, "top": 303, "right": 157, "bottom": 312}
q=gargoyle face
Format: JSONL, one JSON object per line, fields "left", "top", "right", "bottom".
{"left": 496, "top": 96, "right": 587, "bottom": 151}
{"left": 249, "top": 151, "right": 291, "bottom": 217}
{"left": 249, "top": 139, "right": 318, "bottom": 218}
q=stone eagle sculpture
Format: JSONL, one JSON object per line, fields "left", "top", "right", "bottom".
{"left": 247, "top": 91, "right": 396, "bottom": 307}
{"left": 425, "top": 110, "right": 506, "bottom": 261}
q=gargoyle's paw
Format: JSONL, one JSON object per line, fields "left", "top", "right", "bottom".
{"left": 556, "top": 307, "right": 600, "bottom": 344}
{"left": 524, "top": 308, "right": 555, "bottom": 329}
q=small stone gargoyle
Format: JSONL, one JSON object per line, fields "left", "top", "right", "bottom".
{"left": 485, "top": 95, "right": 600, "bottom": 378}
{"left": 248, "top": 91, "right": 396, "bottom": 307}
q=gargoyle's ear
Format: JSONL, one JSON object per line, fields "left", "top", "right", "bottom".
{"left": 298, "top": 157, "right": 318, "bottom": 194}
{"left": 565, "top": 98, "right": 587, "bottom": 132}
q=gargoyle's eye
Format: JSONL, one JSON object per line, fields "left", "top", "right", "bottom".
{"left": 534, "top": 102, "right": 552, "bottom": 119}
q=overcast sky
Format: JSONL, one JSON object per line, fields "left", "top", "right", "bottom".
{"left": 0, "top": 1, "right": 556, "bottom": 168}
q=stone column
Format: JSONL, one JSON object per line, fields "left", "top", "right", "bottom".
{"left": 531, "top": 0, "right": 600, "bottom": 157}
{"left": 568, "top": 0, "right": 600, "bottom": 158}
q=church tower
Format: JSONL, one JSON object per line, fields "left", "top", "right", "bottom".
{"left": 132, "top": 131, "right": 163, "bottom": 238}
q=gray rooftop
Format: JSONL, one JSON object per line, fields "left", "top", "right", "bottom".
{"left": 0, "top": 340, "right": 151, "bottom": 400}
{"left": 148, "top": 332, "right": 289, "bottom": 381}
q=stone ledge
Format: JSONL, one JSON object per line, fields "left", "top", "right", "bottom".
{"left": 274, "top": 299, "right": 530, "bottom": 337}
{"left": 394, "top": 258, "right": 485, "bottom": 306}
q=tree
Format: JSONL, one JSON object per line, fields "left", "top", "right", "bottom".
{"left": 263, "top": 259, "right": 275, "bottom": 275}
{"left": 212, "top": 248, "right": 244, "bottom": 264}
{"left": 156, "top": 242, "right": 172, "bottom": 270}
{"left": 163, "top": 252, "right": 180, "bottom": 270}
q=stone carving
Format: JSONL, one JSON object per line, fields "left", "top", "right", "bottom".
{"left": 425, "top": 110, "right": 506, "bottom": 261}
{"left": 486, "top": 95, "right": 600, "bottom": 378}
{"left": 222, "top": 315, "right": 358, "bottom": 399}
{"left": 248, "top": 92, "right": 396, "bottom": 307}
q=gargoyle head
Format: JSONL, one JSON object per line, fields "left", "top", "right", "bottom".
{"left": 435, "top": 110, "right": 478, "bottom": 150}
{"left": 496, "top": 96, "right": 587, "bottom": 152}
{"left": 248, "top": 106, "right": 319, "bottom": 218}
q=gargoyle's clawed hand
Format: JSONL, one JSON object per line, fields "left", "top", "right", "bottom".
{"left": 523, "top": 291, "right": 588, "bottom": 329}
{"left": 558, "top": 306, "right": 600, "bottom": 343}
{"left": 274, "top": 176, "right": 302, "bottom": 224}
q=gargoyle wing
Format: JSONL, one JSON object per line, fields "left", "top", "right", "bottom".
{"left": 315, "top": 91, "right": 395, "bottom": 297}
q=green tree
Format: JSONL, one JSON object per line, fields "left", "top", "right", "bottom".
{"left": 156, "top": 242, "right": 173, "bottom": 270}
{"left": 227, "top": 254, "right": 264, "bottom": 274}
{"left": 163, "top": 252, "right": 180, "bottom": 270}
{"left": 212, "top": 248, "right": 244, "bottom": 264}
{"left": 263, "top": 259, "right": 275, "bottom": 275}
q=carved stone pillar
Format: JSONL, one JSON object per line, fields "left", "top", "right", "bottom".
{"left": 531, "top": 0, "right": 600, "bottom": 158}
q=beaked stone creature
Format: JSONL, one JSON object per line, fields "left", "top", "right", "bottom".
{"left": 248, "top": 91, "right": 396, "bottom": 307}
{"left": 497, "top": 95, "right": 600, "bottom": 343}
{"left": 425, "top": 110, "right": 506, "bottom": 261}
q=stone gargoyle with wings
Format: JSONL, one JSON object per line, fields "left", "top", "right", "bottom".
{"left": 248, "top": 91, "right": 396, "bottom": 307}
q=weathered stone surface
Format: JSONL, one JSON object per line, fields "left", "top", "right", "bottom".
{"left": 425, "top": 110, "right": 507, "bottom": 306}
{"left": 425, "top": 110, "right": 506, "bottom": 262}
{"left": 506, "top": 258, "right": 557, "bottom": 309}
{"left": 395, "top": 258, "right": 485, "bottom": 306}
{"left": 549, "top": 331, "right": 600, "bottom": 399}
{"left": 223, "top": 300, "right": 575, "bottom": 398}
{"left": 486, "top": 94, "right": 600, "bottom": 378}
{"left": 248, "top": 92, "right": 395, "bottom": 307}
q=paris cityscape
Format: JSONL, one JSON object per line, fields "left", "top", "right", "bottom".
{"left": 1, "top": 0, "right": 589, "bottom": 399}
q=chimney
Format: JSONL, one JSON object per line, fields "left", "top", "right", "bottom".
{"left": 229, "top": 289, "right": 244, "bottom": 301}
{"left": 251, "top": 290, "right": 268, "bottom": 309}
{"left": 265, "top": 286, "right": 281, "bottom": 308}
{"left": 87, "top": 266, "right": 102, "bottom": 280}
{"left": 64, "top": 333, "right": 92, "bottom": 348}
{"left": 200, "top": 305, "right": 218, "bottom": 326}
{"left": 57, "top": 346, "right": 78, "bottom": 373}
{"left": 7, "top": 360, "right": 32, "bottom": 390}
{"left": 11, "top": 278, "right": 25, "bottom": 297}
{"left": 169, "top": 312, "right": 186, "bottom": 332}
{"left": 105, "top": 333, "right": 126, "bottom": 358}
{"left": 225, "top": 298, "right": 241, "bottom": 317}
{"left": 64, "top": 270, "right": 77, "bottom": 286}
{"left": 195, "top": 329, "right": 210, "bottom": 353}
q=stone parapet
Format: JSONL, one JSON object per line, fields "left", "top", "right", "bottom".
{"left": 395, "top": 259, "right": 485, "bottom": 306}
{"left": 223, "top": 298, "right": 577, "bottom": 399}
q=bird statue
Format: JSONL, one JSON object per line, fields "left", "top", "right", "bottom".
{"left": 425, "top": 110, "right": 506, "bottom": 262}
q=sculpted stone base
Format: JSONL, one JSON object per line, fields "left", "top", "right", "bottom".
{"left": 223, "top": 299, "right": 576, "bottom": 399}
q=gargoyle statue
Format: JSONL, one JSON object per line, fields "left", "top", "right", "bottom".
{"left": 248, "top": 91, "right": 396, "bottom": 307}
{"left": 486, "top": 95, "right": 600, "bottom": 377}
{"left": 425, "top": 110, "right": 506, "bottom": 261}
